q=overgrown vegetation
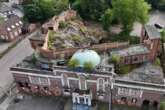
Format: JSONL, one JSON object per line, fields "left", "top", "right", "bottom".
{"left": 153, "top": 58, "right": 161, "bottom": 66}
{"left": 59, "top": 21, "right": 68, "bottom": 29}
{"left": 110, "top": 33, "right": 140, "bottom": 44}
{"left": 48, "top": 30, "right": 56, "bottom": 49}
{"left": 109, "top": 54, "right": 140, "bottom": 75}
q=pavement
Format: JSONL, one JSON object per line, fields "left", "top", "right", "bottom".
{"left": 7, "top": 95, "right": 67, "bottom": 110}
{"left": 131, "top": 10, "right": 165, "bottom": 36}
{"left": 0, "top": 31, "right": 37, "bottom": 98}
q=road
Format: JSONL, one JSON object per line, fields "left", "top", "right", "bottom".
{"left": 0, "top": 31, "right": 36, "bottom": 97}
{"left": 131, "top": 11, "right": 165, "bottom": 36}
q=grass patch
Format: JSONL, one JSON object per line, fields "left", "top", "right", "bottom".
{"left": 98, "top": 102, "right": 108, "bottom": 110}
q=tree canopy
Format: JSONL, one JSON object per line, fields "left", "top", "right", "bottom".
{"left": 111, "top": 0, "right": 151, "bottom": 34}
{"left": 23, "top": 0, "right": 69, "bottom": 23}
{"left": 73, "top": 0, "right": 110, "bottom": 21}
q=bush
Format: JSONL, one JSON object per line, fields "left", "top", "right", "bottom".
{"left": 68, "top": 59, "right": 79, "bottom": 69}
{"left": 84, "top": 61, "right": 94, "bottom": 72}
{"left": 118, "top": 65, "right": 131, "bottom": 75}
{"left": 70, "top": 35, "right": 82, "bottom": 42}
{"left": 110, "top": 54, "right": 121, "bottom": 64}
{"left": 59, "top": 21, "right": 68, "bottom": 29}
{"left": 154, "top": 58, "right": 161, "bottom": 66}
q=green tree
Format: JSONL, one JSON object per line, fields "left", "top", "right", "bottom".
{"left": 112, "top": 0, "right": 151, "bottom": 34}
{"left": 73, "top": 0, "right": 110, "bottom": 21}
{"left": 84, "top": 62, "right": 94, "bottom": 72}
{"left": 145, "top": 0, "right": 165, "bottom": 11}
{"left": 23, "top": 0, "right": 69, "bottom": 23}
{"left": 101, "top": 9, "right": 113, "bottom": 31}
{"left": 68, "top": 59, "right": 79, "bottom": 69}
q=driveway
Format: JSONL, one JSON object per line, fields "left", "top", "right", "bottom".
{"left": 7, "top": 95, "right": 67, "bottom": 110}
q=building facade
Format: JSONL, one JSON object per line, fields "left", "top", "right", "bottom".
{"left": 0, "top": 14, "right": 23, "bottom": 41}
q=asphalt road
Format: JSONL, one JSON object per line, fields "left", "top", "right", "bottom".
{"left": 0, "top": 31, "right": 36, "bottom": 97}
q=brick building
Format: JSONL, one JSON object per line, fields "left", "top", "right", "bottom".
{"left": 0, "top": 14, "right": 23, "bottom": 41}
{"left": 10, "top": 10, "right": 165, "bottom": 110}
{"left": 111, "top": 25, "right": 161, "bottom": 65}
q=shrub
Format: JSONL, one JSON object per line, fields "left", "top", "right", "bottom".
{"left": 84, "top": 61, "right": 94, "bottom": 72}
{"left": 48, "top": 30, "right": 56, "bottom": 49}
{"left": 68, "top": 59, "right": 79, "bottom": 69}
{"left": 59, "top": 21, "right": 68, "bottom": 29}
{"left": 154, "top": 58, "right": 161, "bottom": 66}
{"left": 70, "top": 35, "right": 82, "bottom": 42}
{"left": 110, "top": 54, "right": 121, "bottom": 64}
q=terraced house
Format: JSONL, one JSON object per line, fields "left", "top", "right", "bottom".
{"left": 0, "top": 14, "right": 23, "bottom": 41}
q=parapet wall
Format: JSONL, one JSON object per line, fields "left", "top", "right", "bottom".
{"left": 42, "top": 10, "right": 77, "bottom": 50}
{"left": 40, "top": 42, "right": 129, "bottom": 59}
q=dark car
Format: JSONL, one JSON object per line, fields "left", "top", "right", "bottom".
{"left": 154, "top": 23, "right": 164, "bottom": 29}
{"left": 56, "top": 60, "right": 67, "bottom": 66}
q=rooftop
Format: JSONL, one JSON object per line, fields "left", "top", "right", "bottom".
{"left": 111, "top": 45, "right": 149, "bottom": 57}
{"left": 144, "top": 25, "right": 161, "bottom": 39}
{"left": 118, "top": 64, "right": 164, "bottom": 84}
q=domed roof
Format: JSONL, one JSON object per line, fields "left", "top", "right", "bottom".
{"left": 71, "top": 49, "right": 101, "bottom": 67}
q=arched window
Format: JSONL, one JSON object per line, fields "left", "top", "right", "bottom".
{"left": 97, "top": 78, "right": 104, "bottom": 91}
{"left": 79, "top": 76, "right": 86, "bottom": 90}
{"left": 62, "top": 74, "right": 69, "bottom": 88}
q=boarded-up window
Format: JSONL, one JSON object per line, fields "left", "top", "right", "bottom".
{"left": 79, "top": 76, "right": 86, "bottom": 90}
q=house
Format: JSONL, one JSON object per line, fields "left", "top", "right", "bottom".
{"left": 0, "top": 14, "right": 23, "bottom": 41}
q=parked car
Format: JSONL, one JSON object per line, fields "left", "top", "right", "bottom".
{"left": 154, "top": 23, "right": 164, "bottom": 29}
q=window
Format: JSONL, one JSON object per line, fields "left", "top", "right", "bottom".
{"left": 79, "top": 76, "right": 86, "bottom": 90}
{"left": 30, "top": 76, "right": 49, "bottom": 85}
{"left": 14, "top": 31, "right": 18, "bottom": 36}
{"left": 97, "top": 78, "right": 104, "bottom": 91}
{"left": 11, "top": 25, "right": 15, "bottom": 29}
{"left": 40, "top": 77, "right": 49, "bottom": 85}
{"left": 7, "top": 27, "right": 11, "bottom": 31}
{"left": 16, "top": 23, "right": 19, "bottom": 26}
{"left": 19, "top": 21, "right": 23, "bottom": 25}
{"left": 133, "top": 57, "right": 138, "bottom": 62}
{"left": 62, "top": 74, "right": 69, "bottom": 88}
{"left": 1, "top": 35, "right": 5, "bottom": 39}
{"left": 30, "top": 76, "right": 40, "bottom": 85}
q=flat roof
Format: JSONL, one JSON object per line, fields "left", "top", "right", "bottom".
{"left": 111, "top": 45, "right": 149, "bottom": 57}
{"left": 118, "top": 64, "right": 164, "bottom": 84}
{"left": 145, "top": 25, "right": 160, "bottom": 39}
